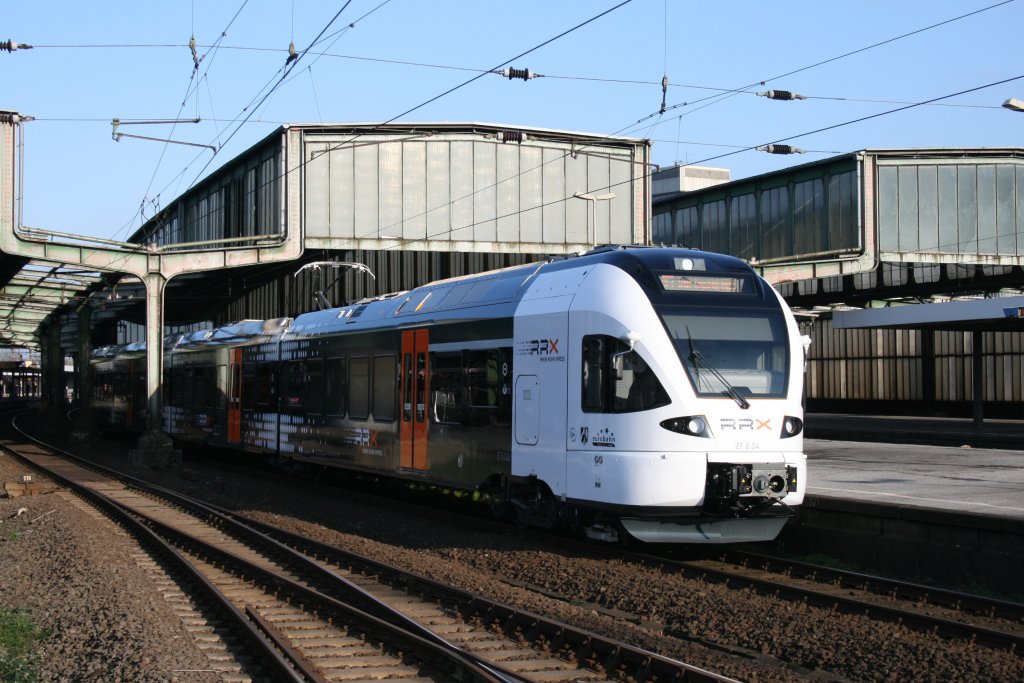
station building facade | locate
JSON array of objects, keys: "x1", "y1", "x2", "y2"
[
  {"x1": 653, "y1": 149, "x2": 1024, "y2": 417},
  {"x1": 103, "y1": 121, "x2": 649, "y2": 338}
]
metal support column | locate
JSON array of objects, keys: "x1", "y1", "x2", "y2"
[
  {"x1": 972, "y1": 329, "x2": 984, "y2": 428},
  {"x1": 144, "y1": 272, "x2": 165, "y2": 430},
  {"x1": 37, "y1": 324, "x2": 48, "y2": 404},
  {"x1": 45, "y1": 318, "x2": 62, "y2": 416},
  {"x1": 71, "y1": 302, "x2": 96, "y2": 440}
]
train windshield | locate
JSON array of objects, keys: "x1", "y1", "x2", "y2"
[{"x1": 659, "y1": 308, "x2": 790, "y2": 399}]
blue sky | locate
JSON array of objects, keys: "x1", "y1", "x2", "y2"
[{"x1": 5, "y1": 0, "x2": 1023, "y2": 241}]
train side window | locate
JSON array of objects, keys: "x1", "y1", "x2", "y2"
[
  {"x1": 114, "y1": 370, "x2": 128, "y2": 401},
  {"x1": 256, "y1": 363, "x2": 273, "y2": 408},
  {"x1": 282, "y1": 360, "x2": 305, "y2": 414},
  {"x1": 179, "y1": 369, "x2": 194, "y2": 407},
  {"x1": 217, "y1": 364, "x2": 228, "y2": 410},
  {"x1": 582, "y1": 334, "x2": 669, "y2": 413},
  {"x1": 372, "y1": 356, "x2": 396, "y2": 421},
  {"x1": 325, "y1": 358, "x2": 346, "y2": 416},
  {"x1": 349, "y1": 357, "x2": 370, "y2": 419},
  {"x1": 196, "y1": 366, "x2": 216, "y2": 409},
  {"x1": 242, "y1": 368, "x2": 256, "y2": 410},
  {"x1": 305, "y1": 359, "x2": 324, "y2": 415},
  {"x1": 582, "y1": 337, "x2": 606, "y2": 411},
  {"x1": 466, "y1": 350, "x2": 499, "y2": 408},
  {"x1": 430, "y1": 352, "x2": 463, "y2": 425},
  {"x1": 465, "y1": 349, "x2": 499, "y2": 427}
]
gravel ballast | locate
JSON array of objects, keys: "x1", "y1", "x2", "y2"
[{"x1": 3, "y1": 412, "x2": 1023, "y2": 682}]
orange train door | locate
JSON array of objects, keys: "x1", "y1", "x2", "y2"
[
  {"x1": 227, "y1": 348, "x2": 242, "y2": 443},
  {"x1": 400, "y1": 329, "x2": 429, "y2": 470}
]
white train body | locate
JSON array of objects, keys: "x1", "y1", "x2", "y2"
[{"x1": 512, "y1": 250, "x2": 806, "y2": 542}]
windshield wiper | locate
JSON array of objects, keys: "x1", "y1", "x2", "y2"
[{"x1": 686, "y1": 327, "x2": 750, "y2": 410}]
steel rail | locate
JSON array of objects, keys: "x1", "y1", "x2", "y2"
[
  {"x1": 4, "y1": 418, "x2": 516, "y2": 683},
  {"x1": 0, "y1": 440, "x2": 306, "y2": 681},
  {"x1": 720, "y1": 548, "x2": 1024, "y2": 622},
  {"x1": 206, "y1": 506, "x2": 736, "y2": 683},
  {"x1": 9, "y1": 412, "x2": 737, "y2": 683},
  {"x1": 614, "y1": 547, "x2": 1024, "y2": 656}
]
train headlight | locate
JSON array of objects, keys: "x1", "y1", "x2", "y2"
[
  {"x1": 660, "y1": 415, "x2": 711, "y2": 438},
  {"x1": 781, "y1": 416, "x2": 803, "y2": 438}
]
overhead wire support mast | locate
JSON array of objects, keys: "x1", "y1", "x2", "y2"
[{"x1": 111, "y1": 117, "x2": 217, "y2": 152}]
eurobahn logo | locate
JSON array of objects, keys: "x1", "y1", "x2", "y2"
[{"x1": 516, "y1": 338, "x2": 565, "y2": 363}]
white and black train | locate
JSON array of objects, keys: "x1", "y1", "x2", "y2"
[{"x1": 92, "y1": 246, "x2": 808, "y2": 543}]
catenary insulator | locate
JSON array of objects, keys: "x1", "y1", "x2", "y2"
[
  {"x1": 756, "y1": 144, "x2": 805, "y2": 155},
  {"x1": 756, "y1": 90, "x2": 806, "y2": 101},
  {"x1": 2, "y1": 39, "x2": 33, "y2": 52},
  {"x1": 501, "y1": 67, "x2": 537, "y2": 81}
]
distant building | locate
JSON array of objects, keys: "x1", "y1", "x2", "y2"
[{"x1": 652, "y1": 164, "x2": 730, "y2": 198}]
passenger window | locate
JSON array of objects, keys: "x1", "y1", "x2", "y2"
[
  {"x1": 242, "y1": 369, "x2": 256, "y2": 410},
  {"x1": 256, "y1": 363, "x2": 274, "y2": 408},
  {"x1": 349, "y1": 357, "x2": 370, "y2": 419},
  {"x1": 325, "y1": 358, "x2": 346, "y2": 416},
  {"x1": 282, "y1": 360, "x2": 305, "y2": 413},
  {"x1": 431, "y1": 352, "x2": 463, "y2": 425},
  {"x1": 466, "y1": 350, "x2": 499, "y2": 408},
  {"x1": 372, "y1": 356, "x2": 396, "y2": 421},
  {"x1": 305, "y1": 359, "x2": 324, "y2": 415},
  {"x1": 581, "y1": 335, "x2": 670, "y2": 413}
]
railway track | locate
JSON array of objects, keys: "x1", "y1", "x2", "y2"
[
  {"x1": 1, "y1": 414, "x2": 734, "y2": 683},
  {"x1": 206, "y1": 444, "x2": 1024, "y2": 660}
]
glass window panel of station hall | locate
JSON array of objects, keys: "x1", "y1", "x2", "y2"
[
  {"x1": 652, "y1": 211, "x2": 672, "y2": 244},
  {"x1": 937, "y1": 166, "x2": 959, "y2": 254},
  {"x1": 793, "y1": 178, "x2": 825, "y2": 254},
  {"x1": 877, "y1": 166, "x2": 899, "y2": 252},
  {"x1": 996, "y1": 164, "x2": 1018, "y2": 254},
  {"x1": 897, "y1": 166, "x2": 920, "y2": 252},
  {"x1": 1018, "y1": 167, "x2": 1024, "y2": 250},
  {"x1": 760, "y1": 186, "x2": 790, "y2": 259},
  {"x1": 976, "y1": 165, "x2": 997, "y2": 254},
  {"x1": 827, "y1": 171, "x2": 857, "y2": 251},
  {"x1": 702, "y1": 200, "x2": 728, "y2": 253},
  {"x1": 729, "y1": 193, "x2": 757, "y2": 260},
  {"x1": 956, "y1": 165, "x2": 979, "y2": 253},
  {"x1": 676, "y1": 206, "x2": 700, "y2": 248},
  {"x1": 918, "y1": 165, "x2": 939, "y2": 252}
]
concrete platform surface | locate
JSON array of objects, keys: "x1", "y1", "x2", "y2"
[{"x1": 806, "y1": 437, "x2": 1024, "y2": 520}]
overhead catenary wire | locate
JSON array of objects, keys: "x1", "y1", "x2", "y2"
[
  {"x1": 358, "y1": 71, "x2": 1024, "y2": 256},
  {"x1": 16, "y1": 0, "x2": 1017, "y2": 265},
  {"x1": 307, "y1": 0, "x2": 636, "y2": 165},
  {"x1": 630, "y1": 0, "x2": 1017, "y2": 127},
  {"x1": 182, "y1": 2, "x2": 356, "y2": 191},
  {"x1": 136, "y1": 0, "x2": 638, "y2": 245},
  {"x1": 100, "y1": 0, "x2": 254, "y2": 256},
  {"x1": 104, "y1": 0, "x2": 639, "y2": 277}
]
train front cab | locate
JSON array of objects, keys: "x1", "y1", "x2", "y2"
[{"x1": 512, "y1": 249, "x2": 807, "y2": 544}]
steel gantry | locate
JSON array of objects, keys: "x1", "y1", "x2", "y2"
[{"x1": 1, "y1": 110, "x2": 304, "y2": 452}]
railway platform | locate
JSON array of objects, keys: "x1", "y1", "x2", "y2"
[
  {"x1": 791, "y1": 414, "x2": 1024, "y2": 592},
  {"x1": 804, "y1": 413, "x2": 1024, "y2": 520}
]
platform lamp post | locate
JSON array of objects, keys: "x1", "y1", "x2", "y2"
[{"x1": 573, "y1": 191, "x2": 615, "y2": 249}]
